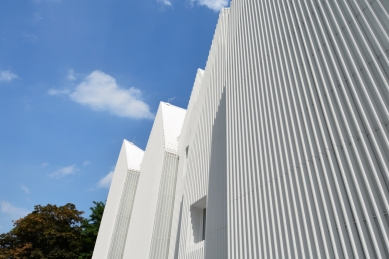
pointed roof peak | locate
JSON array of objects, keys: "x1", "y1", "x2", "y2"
[
  {"x1": 122, "y1": 140, "x2": 144, "y2": 171},
  {"x1": 158, "y1": 102, "x2": 186, "y2": 154}
]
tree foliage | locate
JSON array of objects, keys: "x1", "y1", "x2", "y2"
[
  {"x1": 0, "y1": 202, "x2": 105, "y2": 259},
  {"x1": 78, "y1": 201, "x2": 105, "y2": 259},
  {"x1": 0, "y1": 203, "x2": 84, "y2": 259}
]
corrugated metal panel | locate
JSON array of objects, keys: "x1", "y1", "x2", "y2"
[
  {"x1": 123, "y1": 103, "x2": 185, "y2": 259},
  {"x1": 149, "y1": 152, "x2": 180, "y2": 259},
  {"x1": 107, "y1": 170, "x2": 140, "y2": 259},
  {"x1": 226, "y1": 0, "x2": 389, "y2": 258},
  {"x1": 176, "y1": 8, "x2": 229, "y2": 259},
  {"x1": 92, "y1": 141, "x2": 144, "y2": 259},
  {"x1": 94, "y1": 0, "x2": 389, "y2": 258}
]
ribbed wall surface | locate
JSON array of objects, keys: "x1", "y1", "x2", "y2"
[
  {"x1": 149, "y1": 152, "x2": 180, "y2": 259},
  {"x1": 226, "y1": 0, "x2": 389, "y2": 258},
  {"x1": 205, "y1": 90, "x2": 227, "y2": 259},
  {"x1": 168, "y1": 69, "x2": 205, "y2": 259},
  {"x1": 92, "y1": 141, "x2": 143, "y2": 259},
  {"x1": 94, "y1": 0, "x2": 389, "y2": 258},
  {"x1": 107, "y1": 170, "x2": 140, "y2": 259},
  {"x1": 123, "y1": 103, "x2": 185, "y2": 259},
  {"x1": 176, "y1": 9, "x2": 229, "y2": 259},
  {"x1": 123, "y1": 107, "x2": 167, "y2": 259}
]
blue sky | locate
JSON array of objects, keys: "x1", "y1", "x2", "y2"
[{"x1": 0, "y1": 0, "x2": 228, "y2": 232}]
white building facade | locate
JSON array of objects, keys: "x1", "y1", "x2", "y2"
[{"x1": 94, "y1": 0, "x2": 389, "y2": 258}]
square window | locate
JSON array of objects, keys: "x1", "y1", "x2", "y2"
[{"x1": 190, "y1": 196, "x2": 207, "y2": 244}]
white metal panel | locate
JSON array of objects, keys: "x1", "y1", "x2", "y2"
[
  {"x1": 176, "y1": 8, "x2": 230, "y2": 259},
  {"x1": 123, "y1": 102, "x2": 185, "y2": 259},
  {"x1": 92, "y1": 140, "x2": 144, "y2": 259},
  {"x1": 94, "y1": 0, "x2": 389, "y2": 258},
  {"x1": 161, "y1": 102, "x2": 186, "y2": 154},
  {"x1": 225, "y1": 0, "x2": 389, "y2": 258}
]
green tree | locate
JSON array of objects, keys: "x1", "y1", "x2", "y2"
[
  {"x1": 78, "y1": 201, "x2": 105, "y2": 259},
  {"x1": 0, "y1": 203, "x2": 84, "y2": 259}
]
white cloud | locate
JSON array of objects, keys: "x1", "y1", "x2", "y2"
[
  {"x1": 69, "y1": 70, "x2": 154, "y2": 119},
  {"x1": 67, "y1": 69, "x2": 76, "y2": 81},
  {"x1": 97, "y1": 171, "x2": 114, "y2": 189},
  {"x1": 158, "y1": 0, "x2": 172, "y2": 6},
  {"x1": 33, "y1": 0, "x2": 61, "y2": 3},
  {"x1": 49, "y1": 165, "x2": 78, "y2": 178},
  {"x1": 22, "y1": 33, "x2": 38, "y2": 42},
  {"x1": 47, "y1": 88, "x2": 70, "y2": 95},
  {"x1": 0, "y1": 70, "x2": 18, "y2": 82},
  {"x1": 41, "y1": 162, "x2": 49, "y2": 167},
  {"x1": 0, "y1": 201, "x2": 29, "y2": 219},
  {"x1": 21, "y1": 185, "x2": 30, "y2": 194},
  {"x1": 83, "y1": 160, "x2": 90, "y2": 166},
  {"x1": 33, "y1": 13, "x2": 43, "y2": 21},
  {"x1": 191, "y1": 0, "x2": 228, "y2": 11}
]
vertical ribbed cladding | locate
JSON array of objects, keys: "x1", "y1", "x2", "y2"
[
  {"x1": 107, "y1": 170, "x2": 140, "y2": 259},
  {"x1": 123, "y1": 107, "x2": 166, "y2": 259},
  {"x1": 92, "y1": 140, "x2": 144, "y2": 259},
  {"x1": 205, "y1": 90, "x2": 227, "y2": 259},
  {"x1": 176, "y1": 8, "x2": 229, "y2": 259},
  {"x1": 167, "y1": 70, "x2": 205, "y2": 259},
  {"x1": 149, "y1": 152, "x2": 180, "y2": 259},
  {"x1": 204, "y1": 7, "x2": 229, "y2": 259},
  {"x1": 227, "y1": 0, "x2": 389, "y2": 258},
  {"x1": 123, "y1": 103, "x2": 185, "y2": 259}
]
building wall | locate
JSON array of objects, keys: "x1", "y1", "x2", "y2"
[
  {"x1": 123, "y1": 106, "x2": 167, "y2": 259},
  {"x1": 226, "y1": 0, "x2": 389, "y2": 258},
  {"x1": 176, "y1": 8, "x2": 229, "y2": 259},
  {"x1": 107, "y1": 169, "x2": 140, "y2": 259},
  {"x1": 94, "y1": 0, "x2": 389, "y2": 258},
  {"x1": 123, "y1": 103, "x2": 185, "y2": 259},
  {"x1": 149, "y1": 152, "x2": 180, "y2": 259},
  {"x1": 92, "y1": 141, "x2": 143, "y2": 259},
  {"x1": 205, "y1": 90, "x2": 227, "y2": 259},
  {"x1": 168, "y1": 69, "x2": 205, "y2": 259}
]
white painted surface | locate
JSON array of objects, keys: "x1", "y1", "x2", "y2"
[
  {"x1": 123, "y1": 102, "x2": 185, "y2": 259},
  {"x1": 92, "y1": 140, "x2": 144, "y2": 259},
  {"x1": 94, "y1": 0, "x2": 389, "y2": 258},
  {"x1": 226, "y1": 0, "x2": 389, "y2": 258}
]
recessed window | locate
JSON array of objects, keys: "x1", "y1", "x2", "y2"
[
  {"x1": 190, "y1": 196, "x2": 207, "y2": 244},
  {"x1": 202, "y1": 208, "x2": 206, "y2": 241}
]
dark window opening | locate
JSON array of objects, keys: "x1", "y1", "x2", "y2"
[{"x1": 202, "y1": 208, "x2": 206, "y2": 241}]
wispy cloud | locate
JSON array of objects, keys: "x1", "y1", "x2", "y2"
[
  {"x1": 47, "y1": 88, "x2": 70, "y2": 95},
  {"x1": 96, "y1": 171, "x2": 114, "y2": 189},
  {"x1": 0, "y1": 70, "x2": 18, "y2": 82},
  {"x1": 22, "y1": 33, "x2": 38, "y2": 42},
  {"x1": 41, "y1": 162, "x2": 49, "y2": 168},
  {"x1": 33, "y1": 13, "x2": 43, "y2": 21},
  {"x1": 49, "y1": 165, "x2": 78, "y2": 178},
  {"x1": 0, "y1": 201, "x2": 29, "y2": 220},
  {"x1": 67, "y1": 69, "x2": 77, "y2": 81},
  {"x1": 33, "y1": 0, "x2": 61, "y2": 3},
  {"x1": 69, "y1": 70, "x2": 154, "y2": 119},
  {"x1": 83, "y1": 160, "x2": 90, "y2": 166},
  {"x1": 191, "y1": 0, "x2": 228, "y2": 11},
  {"x1": 21, "y1": 185, "x2": 30, "y2": 194},
  {"x1": 158, "y1": 0, "x2": 172, "y2": 6}
]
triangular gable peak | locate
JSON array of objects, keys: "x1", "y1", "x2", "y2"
[
  {"x1": 160, "y1": 102, "x2": 186, "y2": 154},
  {"x1": 123, "y1": 139, "x2": 144, "y2": 171}
]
